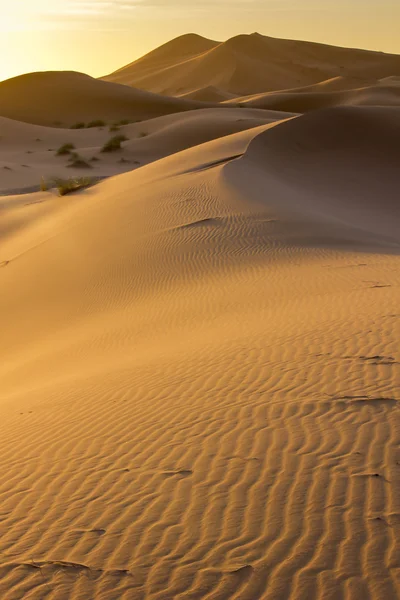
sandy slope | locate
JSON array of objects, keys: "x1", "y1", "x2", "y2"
[
  {"x1": 178, "y1": 86, "x2": 237, "y2": 103},
  {"x1": 226, "y1": 79, "x2": 400, "y2": 112},
  {"x1": 0, "y1": 71, "x2": 214, "y2": 127},
  {"x1": 106, "y1": 33, "x2": 218, "y2": 88},
  {"x1": 0, "y1": 106, "x2": 399, "y2": 599},
  {"x1": 104, "y1": 32, "x2": 400, "y2": 99},
  {"x1": 0, "y1": 108, "x2": 289, "y2": 194}
]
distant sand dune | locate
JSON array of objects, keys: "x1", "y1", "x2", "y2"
[
  {"x1": 178, "y1": 85, "x2": 237, "y2": 103},
  {"x1": 104, "y1": 32, "x2": 400, "y2": 99},
  {"x1": 0, "y1": 71, "x2": 215, "y2": 127},
  {"x1": 225, "y1": 80, "x2": 400, "y2": 112}
]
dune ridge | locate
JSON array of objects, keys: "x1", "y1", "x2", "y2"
[
  {"x1": 224, "y1": 79, "x2": 400, "y2": 112},
  {"x1": 0, "y1": 108, "x2": 290, "y2": 195},
  {"x1": 104, "y1": 32, "x2": 400, "y2": 100}
]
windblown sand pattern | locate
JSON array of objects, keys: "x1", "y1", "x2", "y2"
[{"x1": 0, "y1": 71, "x2": 399, "y2": 600}]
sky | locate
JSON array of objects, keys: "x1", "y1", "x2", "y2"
[{"x1": 0, "y1": 0, "x2": 399, "y2": 82}]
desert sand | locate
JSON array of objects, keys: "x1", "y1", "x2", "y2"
[
  {"x1": 0, "y1": 34, "x2": 400, "y2": 600},
  {"x1": 0, "y1": 71, "x2": 216, "y2": 127},
  {"x1": 104, "y1": 33, "x2": 400, "y2": 100},
  {"x1": 0, "y1": 108, "x2": 290, "y2": 194}
]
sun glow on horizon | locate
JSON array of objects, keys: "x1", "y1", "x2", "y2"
[{"x1": 1, "y1": 0, "x2": 399, "y2": 82}]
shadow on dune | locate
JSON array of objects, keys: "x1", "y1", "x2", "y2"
[{"x1": 223, "y1": 106, "x2": 400, "y2": 250}]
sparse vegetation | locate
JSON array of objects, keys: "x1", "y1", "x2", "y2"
[
  {"x1": 117, "y1": 119, "x2": 134, "y2": 126},
  {"x1": 101, "y1": 134, "x2": 128, "y2": 153},
  {"x1": 56, "y1": 143, "x2": 75, "y2": 156},
  {"x1": 91, "y1": 156, "x2": 100, "y2": 162},
  {"x1": 87, "y1": 120, "x2": 106, "y2": 128},
  {"x1": 138, "y1": 132, "x2": 147, "y2": 138},
  {"x1": 53, "y1": 177, "x2": 94, "y2": 196},
  {"x1": 40, "y1": 177, "x2": 48, "y2": 191},
  {"x1": 70, "y1": 122, "x2": 85, "y2": 129},
  {"x1": 67, "y1": 152, "x2": 92, "y2": 169},
  {"x1": 109, "y1": 124, "x2": 120, "y2": 132}
]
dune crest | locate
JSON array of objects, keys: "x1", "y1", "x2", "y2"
[
  {"x1": 104, "y1": 32, "x2": 400, "y2": 99},
  {"x1": 225, "y1": 106, "x2": 400, "y2": 242},
  {"x1": 0, "y1": 108, "x2": 290, "y2": 195}
]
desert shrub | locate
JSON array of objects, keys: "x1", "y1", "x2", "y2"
[
  {"x1": 87, "y1": 120, "x2": 106, "y2": 128},
  {"x1": 56, "y1": 143, "x2": 75, "y2": 156},
  {"x1": 138, "y1": 132, "x2": 147, "y2": 138},
  {"x1": 101, "y1": 134, "x2": 128, "y2": 153},
  {"x1": 109, "y1": 124, "x2": 120, "y2": 132},
  {"x1": 70, "y1": 122, "x2": 85, "y2": 129},
  {"x1": 53, "y1": 177, "x2": 94, "y2": 196},
  {"x1": 40, "y1": 177, "x2": 48, "y2": 191},
  {"x1": 67, "y1": 152, "x2": 92, "y2": 169}
]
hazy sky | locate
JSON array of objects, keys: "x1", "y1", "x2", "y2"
[{"x1": 1, "y1": 0, "x2": 399, "y2": 81}]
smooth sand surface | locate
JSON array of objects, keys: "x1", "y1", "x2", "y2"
[
  {"x1": 225, "y1": 79, "x2": 400, "y2": 112},
  {"x1": 0, "y1": 102, "x2": 399, "y2": 599},
  {"x1": 0, "y1": 71, "x2": 215, "y2": 127},
  {"x1": 104, "y1": 32, "x2": 400, "y2": 100}
]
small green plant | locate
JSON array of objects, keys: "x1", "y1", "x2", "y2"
[
  {"x1": 56, "y1": 143, "x2": 75, "y2": 156},
  {"x1": 53, "y1": 177, "x2": 94, "y2": 196},
  {"x1": 70, "y1": 122, "x2": 85, "y2": 129},
  {"x1": 67, "y1": 152, "x2": 92, "y2": 169},
  {"x1": 87, "y1": 119, "x2": 106, "y2": 128},
  {"x1": 101, "y1": 134, "x2": 128, "y2": 153}
]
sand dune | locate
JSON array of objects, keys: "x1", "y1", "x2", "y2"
[
  {"x1": 104, "y1": 32, "x2": 400, "y2": 99},
  {"x1": 225, "y1": 106, "x2": 400, "y2": 242},
  {"x1": 107, "y1": 33, "x2": 218, "y2": 90},
  {"x1": 226, "y1": 79, "x2": 400, "y2": 112},
  {"x1": 0, "y1": 71, "x2": 214, "y2": 127},
  {"x1": 1, "y1": 104, "x2": 399, "y2": 599},
  {"x1": 0, "y1": 108, "x2": 289, "y2": 194},
  {"x1": 178, "y1": 85, "x2": 237, "y2": 103}
]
